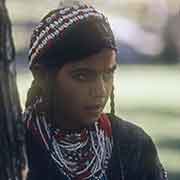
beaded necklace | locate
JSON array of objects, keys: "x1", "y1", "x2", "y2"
[{"x1": 25, "y1": 97, "x2": 113, "y2": 179}]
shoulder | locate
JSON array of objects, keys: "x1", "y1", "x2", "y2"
[
  {"x1": 106, "y1": 113, "x2": 158, "y2": 161},
  {"x1": 107, "y1": 113, "x2": 152, "y2": 144},
  {"x1": 106, "y1": 114, "x2": 167, "y2": 180}
]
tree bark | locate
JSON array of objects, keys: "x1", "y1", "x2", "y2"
[{"x1": 0, "y1": 0, "x2": 25, "y2": 179}]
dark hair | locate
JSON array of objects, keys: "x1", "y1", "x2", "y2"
[
  {"x1": 25, "y1": 71, "x2": 57, "y2": 126},
  {"x1": 110, "y1": 85, "x2": 115, "y2": 115}
]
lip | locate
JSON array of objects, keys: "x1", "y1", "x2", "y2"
[{"x1": 84, "y1": 104, "x2": 104, "y2": 113}]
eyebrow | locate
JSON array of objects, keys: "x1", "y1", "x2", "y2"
[{"x1": 71, "y1": 64, "x2": 117, "y2": 74}]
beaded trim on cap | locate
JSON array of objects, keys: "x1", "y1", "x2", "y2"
[{"x1": 29, "y1": 3, "x2": 108, "y2": 67}]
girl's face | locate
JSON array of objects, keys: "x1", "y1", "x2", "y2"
[{"x1": 54, "y1": 49, "x2": 117, "y2": 130}]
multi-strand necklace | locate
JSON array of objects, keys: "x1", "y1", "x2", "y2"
[{"x1": 25, "y1": 97, "x2": 113, "y2": 179}]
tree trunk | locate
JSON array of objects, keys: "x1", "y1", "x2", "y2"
[{"x1": 0, "y1": 0, "x2": 25, "y2": 179}]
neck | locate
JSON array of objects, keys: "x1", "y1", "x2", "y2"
[{"x1": 52, "y1": 112, "x2": 89, "y2": 131}]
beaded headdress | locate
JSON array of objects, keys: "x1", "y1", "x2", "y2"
[{"x1": 29, "y1": 0, "x2": 116, "y2": 70}]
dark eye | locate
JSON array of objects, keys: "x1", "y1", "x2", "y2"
[
  {"x1": 73, "y1": 72, "x2": 97, "y2": 82},
  {"x1": 74, "y1": 73, "x2": 87, "y2": 81}
]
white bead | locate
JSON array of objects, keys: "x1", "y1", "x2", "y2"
[
  {"x1": 46, "y1": 17, "x2": 52, "y2": 23},
  {"x1": 54, "y1": 21, "x2": 59, "y2": 26},
  {"x1": 58, "y1": 18, "x2": 63, "y2": 24},
  {"x1": 59, "y1": 9, "x2": 65, "y2": 15},
  {"x1": 50, "y1": 23, "x2": 55, "y2": 28}
]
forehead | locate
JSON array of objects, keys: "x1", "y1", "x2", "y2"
[{"x1": 69, "y1": 49, "x2": 117, "y2": 71}]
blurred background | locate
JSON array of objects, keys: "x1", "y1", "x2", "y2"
[{"x1": 7, "y1": 0, "x2": 179, "y2": 179}]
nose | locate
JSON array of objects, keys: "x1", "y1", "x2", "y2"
[{"x1": 89, "y1": 76, "x2": 106, "y2": 99}]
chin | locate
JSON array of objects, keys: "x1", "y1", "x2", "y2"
[{"x1": 82, "y1": 113, "x2": 101, "y2": 127}]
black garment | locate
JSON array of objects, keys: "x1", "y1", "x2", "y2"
[{"x1": 26, "y1": 114, "x2": 167, "y2": 180}]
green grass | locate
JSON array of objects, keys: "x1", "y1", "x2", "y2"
[{"x1": 17, "y1": 65, "x2": 180, "y2": 179}]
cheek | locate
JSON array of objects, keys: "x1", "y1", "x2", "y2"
[
  {"x1": 56, "y1": 81, "x2": 88, "y2": 109},
  {"x1": 55, "y1": 84, "x2": 90, "y2": 123}
]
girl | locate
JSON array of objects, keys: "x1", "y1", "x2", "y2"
[{"x1": 24, "y1": 1, "x2": 168, "y2": 180}]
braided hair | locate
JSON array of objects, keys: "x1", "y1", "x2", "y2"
[{"x1": 110, "y1": 85, "x2": 115, "y2": 115}]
